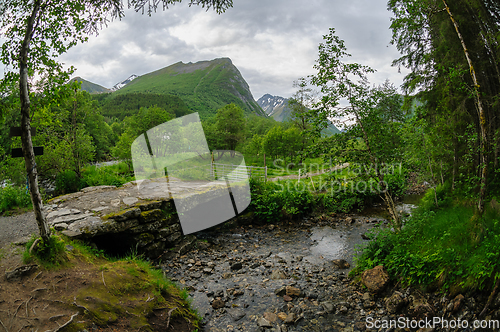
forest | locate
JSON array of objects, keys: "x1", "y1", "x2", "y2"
[{"x1": 1, "y1": 0, "x2": 500, "y2": 321}]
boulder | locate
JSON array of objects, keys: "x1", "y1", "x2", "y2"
[
  {"x1": 362, "y1": 265, "x2": 390, "y2": 293},
  {"x1": 385, "y1": 291, "x2": 407, "y2": 314}
]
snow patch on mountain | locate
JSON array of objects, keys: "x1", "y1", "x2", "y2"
[{"x1": 111, "y1": 75, "x2": 138, "y2": 91}]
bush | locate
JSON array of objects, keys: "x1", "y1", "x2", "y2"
[
  {"x1": 54, "y1": 170, "x2": 81, "y2": 195},
  {"x1": 249, "y1": 179, "x2": 313, "y2": 223},
  {"x1": 0, "y1": 184, "x2": 32, "y2": 213}
]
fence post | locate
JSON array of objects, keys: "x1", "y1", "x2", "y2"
[{"x1": 265, "y1": 166, "x2": 267, "y2": 182}]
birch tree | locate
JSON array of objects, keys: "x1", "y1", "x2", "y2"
[{"x1": 0, "y1": 0, "x2": 232, "y2": 243}]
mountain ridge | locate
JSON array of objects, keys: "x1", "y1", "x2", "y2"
[{"x1": 113, "y1": 58, "x2": 265, "y2": 117}]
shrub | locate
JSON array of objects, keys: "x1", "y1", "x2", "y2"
[
  {"x1": 55, "y1": 170, "x2": 82, "y2": 195},
  {"x1": 0, "y1": 184, "x2": 32, "y2": 213},
  {"x1": 249, "y1": 179, "x2": 313, "y2": 223}
]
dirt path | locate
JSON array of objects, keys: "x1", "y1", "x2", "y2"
[{"x1": 0, "y1": 211, "x2": 38, "y2": 249}]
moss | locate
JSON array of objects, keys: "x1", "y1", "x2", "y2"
[
  {"x1": 102, "y1": 207, "x2": 140, "y2": 221},
  {"x1": 72, "y1": 260, "x2": 199, "y2": 330},
  {"x1": 140, "y1": 209, "x2": 164, "y2": 223}
]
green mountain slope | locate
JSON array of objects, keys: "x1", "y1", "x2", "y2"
[
  {"x1": 71, "y1": 77, "x2": 110, "y2": 94},
  {"x1": 113, "y1": 58, "x2": 265, "y2": 118}
]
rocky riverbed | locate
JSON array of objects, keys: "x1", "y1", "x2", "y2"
[
  {"x1": 162, "y1": 214, "x2": 379, "y2": 332},
  {"x1": 161, "y1": 212, "x2": 500, "y2": 332}
]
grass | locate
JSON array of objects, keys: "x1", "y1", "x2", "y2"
[{"x1": 351, "y1": 190, "x2": 500, "y2": 295}]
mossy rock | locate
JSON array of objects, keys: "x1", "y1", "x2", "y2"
[
  {"x1": 139, "y1": 209, "x2": 164, "y2": 224},
  {"x1": 136, "y1": 200, "x2": 164, "y2": 211},
  {"x1": 135, "y1": 233, "x2": 155, "y2": 247},
  {"x1": 103, "y1": 207, "x2": 141, "y2": 222}
]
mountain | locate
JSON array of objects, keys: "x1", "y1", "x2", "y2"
[
  {"x1": 113, "y1": 58, "x2": 265, "y2": 118},
  {"x1": 257, "y1": 94, "x2": 340, "y2": 135},
  {"x1": 257, "y1": 94, "x2": 292, "y2": 122},
  {"x1": 111, "y1": 75, "x2": 138, "y2": 91},
  {"x1": 71, "y1": 77, "x2": 110, "y2": 94}
]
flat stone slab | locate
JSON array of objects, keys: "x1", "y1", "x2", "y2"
[
  {"x1": 123, "y1": 197, "x2": 139, "y2": 206},
  {"x1": 50, "y1": 213, "x2": 88, "y2": 225}
]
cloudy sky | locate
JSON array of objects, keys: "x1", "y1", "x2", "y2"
[{"x1": 31, "y1": 0, "x2": 408, "y2": 100}]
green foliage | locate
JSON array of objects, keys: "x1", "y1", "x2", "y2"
[
  {"x1": 0, "y1": 184, "x2": 32, "y2": 213},
  {"x1": 55, "y1": 170, "x2": 81, "y2": 195},
  {"x1": 112, "y1": 105, "x2": 174, "y2": 163},
  {"x1": 80, "y1": 163, "x2": 134, "y2": 188},
  {"x1": 96, "y1": 92, "x2": 191, "y2": 121},
  {"x1": 263, "y1": 125, "x2": 302, "y2": 165},
  {"x1": 352, "y1": 198, "x2": 500, "y2": 292},
  {"x1": 249, "y1": 179, "x2": 313, "y2": 223},
  {"x1": 54, "y1": 163, "x2": 134, "y2": 195},
  {"x1": 215, "y1": 103, "x2": 246, "y2": 151}
]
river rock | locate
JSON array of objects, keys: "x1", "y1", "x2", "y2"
[
  {"x1": 230, "y1": 262, "x2": 243, "y2": 271},
  {"x1": 263, "y1": 312, "x2": 278, "y2": 323},
  {"x1": 211, "y1": 298, "x2": 225, "y2": 309},
  {"x1": 257, "y1": 317, "x2": 272, "y2": 328},
  {"x1": 284, "y1": 313, "x2": 296, "y2": 324},
  {"x1": 362, "y1": 265, "x2": 390, "y2": 293},
  {"x1": 275, "y1": 286, "x2": 287, "y2": 296},
  {"x1": 385, "y1": 291, "x2": 407, "y2": 314},
  {"x1": 286, "y1": 285, "x2": 303, "y2": 297},
  {"x1": 332, "y1": 259, "x2": 350, "y2": 269},
  {"x1": 277, "y1": 312, "x2": 287, "y2": 321},
  {"x1": 228, "y1": 308, "x2": 246, "y2": 321},
  {"x1": 321, "y1": 301, "x2": 335, "y2": 313},
  {"x1": 452, "y1": 294, "x2": 465, "y2": 312},
  {"x1": 271, "y1": 269, "x2": 286, "y2": 279}
]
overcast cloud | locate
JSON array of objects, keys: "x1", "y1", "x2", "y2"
[{"x1": 9, "y1": 0, "x2": 409, "y2": 100}]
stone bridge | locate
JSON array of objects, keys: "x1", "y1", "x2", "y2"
[{"x1": 45, "y1": 178, "x2": 249, "y2": 259}]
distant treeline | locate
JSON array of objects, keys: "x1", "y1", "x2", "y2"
[{"x1": 93, "y1": 92, "x2": 192, "y2": 121}]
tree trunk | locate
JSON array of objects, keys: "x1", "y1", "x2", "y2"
[
  {"x1": 19, "y1": 0, "x2": 50, "y2": 242},
  {"x1": 443, "y1": 0, "x2": 489, "y2": 214}
]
